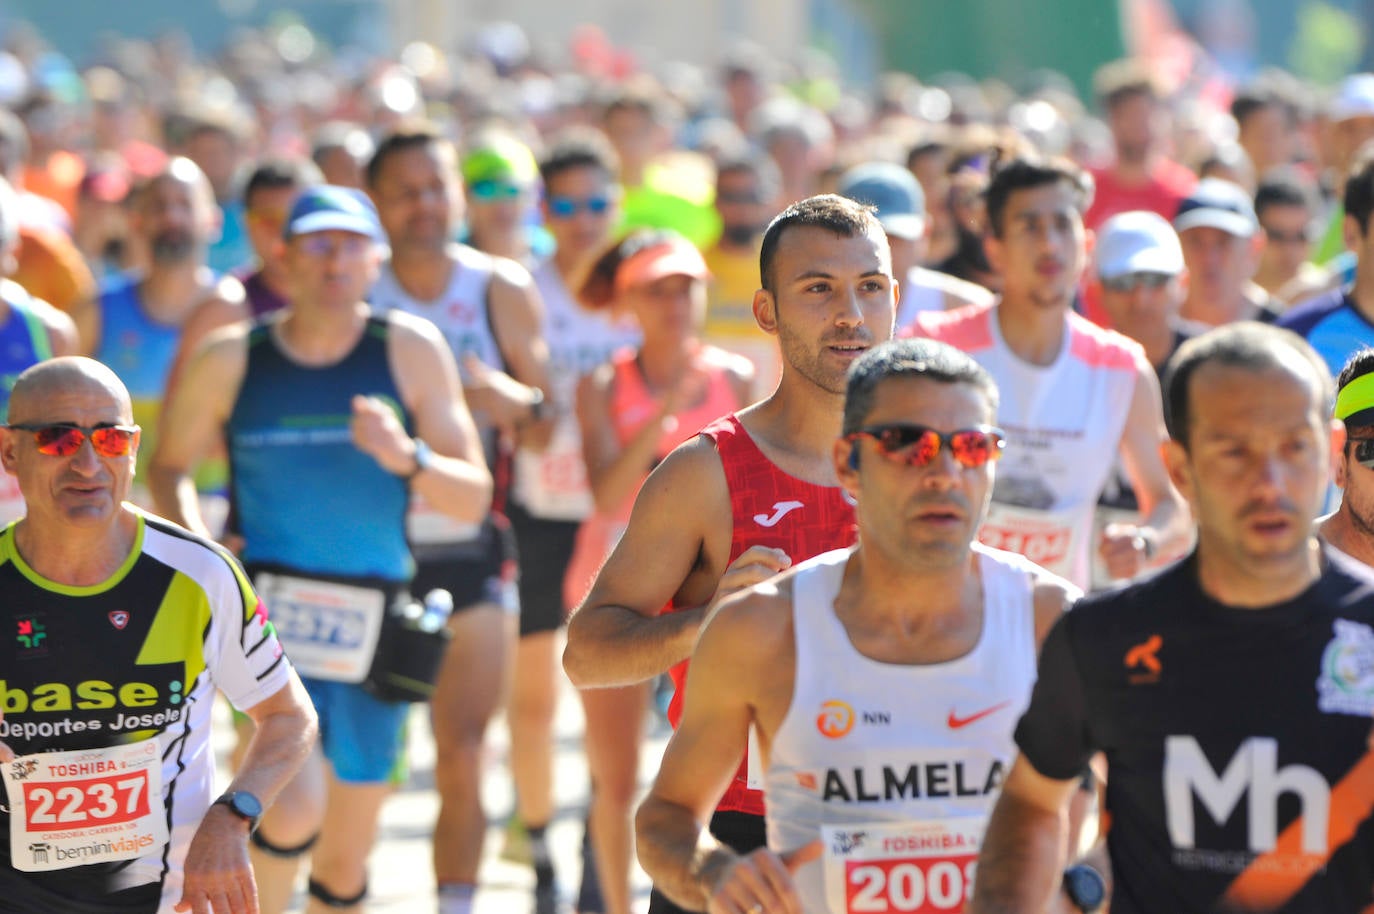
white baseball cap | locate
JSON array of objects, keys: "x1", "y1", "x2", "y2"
[
  {"x1": 1331, "y1": 73, "x2": 1374, "y2": 122},
  {"x1": 1095, "y1": 211, "x2": 1184, "y2": 280}
]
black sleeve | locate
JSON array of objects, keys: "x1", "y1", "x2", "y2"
[{"x1": 1014, "y1": 611, "x2": 1096, "y2": 781}]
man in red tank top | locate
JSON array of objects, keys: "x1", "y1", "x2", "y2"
[{"x1": 563, "y1": 194, "x2": 897, "y2": 913}]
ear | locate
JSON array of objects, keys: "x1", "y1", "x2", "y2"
[
  {"x1": 1332, "y1": 419, "x2": 1349, "y2": 489},
  {"x1": 1344, "y1": 214, "x2": 1364, "y2": 254},
  {"x1": 1162, "y1": 438, "x2": 1194, "y2": 509},
  {"x1": 753, "y1": 288, "x2": 779, "y2": 336},
  {"x1": 0, "y1": 428, "x2": 18, "y2": 477},
  {"x1": 983, "y1": 233, "x2": 1004, "y2": 278},
  {"x1": 835, "y1": 435, "x2": 860, "y2": 495}
]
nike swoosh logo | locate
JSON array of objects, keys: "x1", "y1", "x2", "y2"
[
  {"x1": 754, "y1": 500, "x2": 805, "y2": 527},
  {"x1": 947, "y1": 700, "x2": 1012, "y2": 729}
]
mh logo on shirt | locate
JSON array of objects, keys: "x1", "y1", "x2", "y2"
[{"x1": 1164, "y1": 735, "x2": 1330, "y2": 853}]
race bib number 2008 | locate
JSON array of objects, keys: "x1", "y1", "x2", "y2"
[
  {"x1": 3, "y1": 739, "x2": 167, "y2": 872},
  {"x1": 821, "y1": 818, "x2": 983, "y2": 914}
]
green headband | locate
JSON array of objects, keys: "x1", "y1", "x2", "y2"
[{"x1": 1336, "y1": 372, "x2": 1374, "y2": 421}]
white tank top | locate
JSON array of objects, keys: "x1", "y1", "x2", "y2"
[
  {"x1": 764, "y1": 544, "x2": 1044, "y2": 914},
  {"x1": 916, "y1": 304, "x2": 1142, "y2": 588},
  {"x1": 370, "y1": 244, "x2": 500, "y2": 546},
  {"x1": 510, "y1": 260, "x2": 642, "y2": 520}
]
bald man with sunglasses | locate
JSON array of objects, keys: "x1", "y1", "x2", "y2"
[
  {"x1": 0, "y1": 356, "x2": 316, "y2": 914},
  {"x1": 636, "y1": 339, "x2": 1080, "y2": 914}
]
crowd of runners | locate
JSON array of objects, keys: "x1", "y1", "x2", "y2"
[{"x1": 5, "y1": 14, "x2": 1374, "y2": 914}]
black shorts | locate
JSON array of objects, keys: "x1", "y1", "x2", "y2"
[
  {"x1": 411, "y1": 513, "x2": 519, "y2": 615},
  {"x1": 506, "y1": 499, "x2": 580, "y2": 638},
  {"x1": 646, "y1": 811, "x2": 767, "y2": 914}
]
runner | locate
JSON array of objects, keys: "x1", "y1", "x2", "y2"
[
  {"x1": 1320, "y1": 348, "x2": 1374, "y2": 565},
  {"x1": 0, "y1": 356, "x2": 316, "y2": 914},
  {"x1": 72, "y1": 156, "x2": 243, "y2": 526},
  {"x1": 912, "y1": 154, "x2": 1189, "y2": 590},
  {"x1": 506, "y1": 129, "x2": 640, "y2": 913},
  {"x1": 1174, "y1": 178, "x2": 1281, "y2": 326},
  {"x1": 563, "y1": 194, "x2": 896, "y2": 914},
  {"x1": 363, "y1": 123, "x2": 552, "y2": 914},
  {"x1": 564, "y1": 229, "x2": 752, "y2": 914},
  {"x1": 149, "y1": 185, "x2": 491, "y2": 914},
  {"x1": 973, "y1": 322, "x2": 1374, "y2": 914},
  {"x1": 636, "y1": 337, "x2": 1078, "y2": 914}
]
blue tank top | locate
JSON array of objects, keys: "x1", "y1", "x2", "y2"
[
  {"x1": 228, "y1": 315, "x2": 414, "y2": 581},
  {"x1": 0, "y1": 281, "x2": 53, "y2": 422}
]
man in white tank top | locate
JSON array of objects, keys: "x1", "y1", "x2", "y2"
[
  {"x1": 912, "y1": 155, "x2": 1190, "y2": 591},
  {"x1": 636, "y1": 338, "x2": 1083, "y2": 914}
]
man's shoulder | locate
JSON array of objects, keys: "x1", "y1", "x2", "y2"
[
  {"x1": 1275, "y1": 287, "x2": 1351, "y2": 336},
  {"x1": 1066, "y1": 311, "x2": 1148, "y2": 372},
  {"x1": 909, "y1": 299, "x2": 996, "y2": 349},
  {"x1": 1061, "y1": 559, "x2": 1190, "y2": 638}
]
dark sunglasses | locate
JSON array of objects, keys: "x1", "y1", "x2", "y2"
[
  {"x1": 6, "y1": 423, "x2": 141, "y2": 457},
  {"x1": 547, "y1": 194, "x2": 612, "y2": 219},
  {"x1": 1351, "y1": 437, "x2": 1374, "y2": 469},
  {"x1": 847, "y1": 423, "x2": 1005, "y2": 469},
  {"x1": 1101, "y1": 272, "x2": 1173, "y2": 293}
]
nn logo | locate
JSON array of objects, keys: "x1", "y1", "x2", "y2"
[{"x1": 1164, "y1": 735, "x2": 1330, "y2": 854}]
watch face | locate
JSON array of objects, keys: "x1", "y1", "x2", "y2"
[
  {"x1": 230, "y1": 792, "x2": 263, "y2": 820},
  {"x1": 1066, "y1": 866, "x2": 1105, "y2": 910}
]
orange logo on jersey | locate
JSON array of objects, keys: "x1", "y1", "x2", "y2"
[
  {"x1": 816, "y1": 700, "x2": 855, "y2": 739},
  {"x1": 1125, "y1": 634, "x2": 1163, "y2": 684}
]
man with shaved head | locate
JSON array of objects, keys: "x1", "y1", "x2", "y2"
[{"x1": 0, "y1": 356, "x2": 316, "y2": 913}]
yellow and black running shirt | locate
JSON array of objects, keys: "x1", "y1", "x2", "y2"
[{"x1": 0, "y1": 510, "x2": 291, "y2": 913}]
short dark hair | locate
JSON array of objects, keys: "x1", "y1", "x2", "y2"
[
  {"x1": 1231, "y1": 77, "x2": 1298, "y2": 130},
  {"x1": 844, "y1": 338, "x2": 999, "y2": 436},
  {"x1": 1162, "y1": 323, "x2": 1333, "y2": 448},
  {"x1": 1345, "y1": 153, "x2": 1374, "y2": 235},
  {"x1": 1254, "y1": 168, "x2": 1316, "y2": 220},
  {"x1": 984, "y1": 154, "x2": 1093, "y2": 238},
  {"x1": 243, "y1": 157, "x2": 323, "y2": 209},
  {"x1": 366, "y1": 122, "x2": 451, "y2": 189},
  {"x1": 758, "y1": 194, "x2": 883, "y2": 295},
  {"x1": 1336, "y1": 348, "x2": 1374, "y2": 432},
  {"x1": 538, "y1": 128, "x2": 619, "y2": 186}
]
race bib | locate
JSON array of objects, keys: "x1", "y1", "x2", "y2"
[
  {"x1": 977, "y1": 502, "x2": 1086, "y2": 585},
  {"x1": 254, "y1": 573, "x2": 386, "y2": 682},
  {"x1": 512, "y1": 419, "x2": 593, "y2": 521},
  {"x1": 746, "y1": 726, "x2": 763, "y2": 790},
  {"x1": 3, "y1": 739, "x2": 167, "y2": 872},
  {"x1": 407, "y1": 492, "x2": 482, "y2": 546},
  {"x1": 822, "y1": 818, "x2": 983, "y2": 914}
]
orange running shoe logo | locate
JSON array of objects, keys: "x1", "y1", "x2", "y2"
[{"x1": 1125, "y1": 634, "x2": 1163, "y2": 683}]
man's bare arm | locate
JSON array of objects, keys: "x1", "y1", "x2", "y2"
[
  {"x1": 969, "y1": 756, "x2": 1080, "y2": 914},
  {"x1": 1103, "y1": 358, "x2": 1191, "y2": 578},
  {"x1": 485, "y1": 260, "x2": 555, "y2": 450},
  {"x1": 177, "y1": 674, "x2": 317, "y2": 914},
  {"x1": 636, "y1": 586, "x2": 801, "y2": 914},
  {"x1": 147, "y1": 329, "x2": 248, "y2": 536}
]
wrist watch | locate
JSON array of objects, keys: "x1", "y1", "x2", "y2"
[
  {"x1": 212, "y1": 790, "x2": 263, "y2": 830},
  {"x1": 403, "y1": 438, "x2": 434, "y2": 481},
  {"x1": 1063, "y1": 863, "x2": 1106, "y2": 912}
]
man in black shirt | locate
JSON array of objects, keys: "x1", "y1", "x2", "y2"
[{"x1": 972, "y1": 322, "x2": 1374, "y2": 914}]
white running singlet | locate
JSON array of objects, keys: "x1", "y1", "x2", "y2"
[
  {"x1": 370, "y1": 244, "x2": 501, "y2": 545},
  {"x1": 764, "y1": 545, "x2": 1061, "y2": 914},
  {"x1": 916, "y1": 303, "x2": 1143, "y2": 588},
  {"x1": 510, "y1": 260, "x2": 641, "y2": 521}
]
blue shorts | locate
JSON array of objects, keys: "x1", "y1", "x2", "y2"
[{"x1": 301, "y1": 676, "x2": 409, "y2": 783}]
